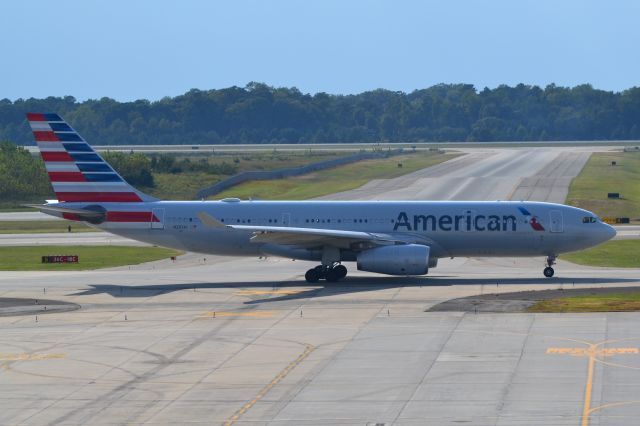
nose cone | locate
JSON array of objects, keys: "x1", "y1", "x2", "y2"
[{"x1": 600, "y1": 223, "x2": 617, "y2": 243}]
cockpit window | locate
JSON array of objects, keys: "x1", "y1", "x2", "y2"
[{"x1": 582, "y1": 216, "x2": 597, "y2": 223}]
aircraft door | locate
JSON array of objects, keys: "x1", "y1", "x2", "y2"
[
  {"x1": 549, "y1": 210, "x2": 563, "y2": 233},
  {"x1": 151, "y1": 208, "x2": 165, "y2": 230},
  {"x1": 281, "y1": 213, "x2": 291, "y2": 226}
]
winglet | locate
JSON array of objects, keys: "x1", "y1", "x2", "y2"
[{"x1": 197, "y1": 212, "x2": 229, "y2": 229}]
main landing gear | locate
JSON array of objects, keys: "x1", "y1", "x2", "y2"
[
  {"x1": 543, "y1": 255, "x2": 556, "y2": 278},
  {"x1": 305, "y1": 263, "x2": 348, "y2": 283}
]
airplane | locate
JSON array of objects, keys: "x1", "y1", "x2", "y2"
[{"x1": 26, "y1": 113, "x2": 616, "y2": 282}]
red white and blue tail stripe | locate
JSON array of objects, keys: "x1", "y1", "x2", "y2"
[{"x1": 27, "y1": 113, "x2": 156, "y2": 203}]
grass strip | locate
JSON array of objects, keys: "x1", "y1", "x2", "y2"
[
  {"x1": 527, "y1": 292, "x2": 640, "y2": 313},
  {"x1": 0, "y1": 246, "x2": 183, "y2": 271},
  {"x1": 214, "y1": 152, "x2": 458, "y2": 200},
  {"x1": 567, "y1": 151, "x2": 640, "y2": 222},
  {"x1": 562, "y1": 240, "x2": 640, "y2": 268}
]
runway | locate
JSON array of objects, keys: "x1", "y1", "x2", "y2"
[
  {"x1": 320, "y1": 146, "x2": 592, "y2": 202},
  {"x1": 1, "y1": 146, "x2": 639, "y2": 425}
]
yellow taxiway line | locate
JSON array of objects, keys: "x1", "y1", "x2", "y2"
[
  {"x1": 198, "y1": 310, "x2": 274, "y2": 319},
  {"x1": 547, "y1": 343, "x2": 640, "y2": 426},
  {"x1": 0, "y1": 353, "x2": 65, "y2": 361},
  {"x1": 224, "y1": 343, "x2": 315, "y2": 426}
]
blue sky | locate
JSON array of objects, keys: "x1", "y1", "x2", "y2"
[{"x1": 1, "y1": 0, "x2": 639, "y2": 101}]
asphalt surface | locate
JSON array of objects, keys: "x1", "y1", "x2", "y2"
[
  {"x1": 319, "y1": 147, "x2": 591, "y2": 202},
  {"x1": 0, "y1": 298, "x2": 79, "y2": 316},
  {"x1": 0, "y1": 232, "x2": 147, "y2": 247},
  {"x1": 1, "y1": 146, "x2": 640, "y2": 426},
  {"x1": 1, "y1": 256, "x2": 639, "y2": 426},
  {"x1": 20, "y1": 140, "x2": 640, "y2": 155},
  {"x1": 0, "y1": 212, "x2": 58, "y2": 221}
]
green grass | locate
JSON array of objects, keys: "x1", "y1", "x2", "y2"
[
  {"x1": 0, "y1": 220, "x2": 93, "y2": 234},
  {"x1": 567, "y1": 152, "x2": 640, "y2": 222},
  {"x1": 145, "y1": 172, "x2": 226, "y2": 200},
  {"x1": 0, "y1": 246, "x2": 183, "y2": 271},
  {"x1": 145, "y1": 151, "x2": 346, "y2": 200},
  {"x1": 527, "y1": 292, "x2": 640, "y2": 313},
  {"x1": 215, "y1": 151, "x2": 344, "y2": 171},
  {"x1": 562, "y1": 240, "x2": 640, "y2": 268},
  {"x1": 0, "y1": 207, "x2": 39, "y2": 213},
  {"x1": 213, "y1": 152, "x2": 459, "y2": 200}
]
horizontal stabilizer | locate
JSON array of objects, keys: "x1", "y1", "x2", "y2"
[{"x1": 25, "y1": 204, "x2": 105, "y2": 222}]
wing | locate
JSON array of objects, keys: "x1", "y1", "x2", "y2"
[{"x1": 197, "y1": 211, "x2": 400, "y2": 249}]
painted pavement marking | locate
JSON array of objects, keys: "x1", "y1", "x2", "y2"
[
  {"x1": 547, "y1": 343, "x2": 640, "y2": 426},
  {"x1": 198, "y1": 311, "x2": 274, "y2": 319},
  {"x1": 224, "y1": 343, "x2": 315, "y2": 426},
  {"x1": 0, "y1": 353, "x2": 66, "y2": 370}
]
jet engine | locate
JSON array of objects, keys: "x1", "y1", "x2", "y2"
[{"x1": 357, "y1": 244, "x2": 430, "y2": 275}]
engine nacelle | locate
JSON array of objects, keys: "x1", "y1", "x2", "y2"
[{"x1": 357, "y1": 244, "x2": 430, "y2": 276}]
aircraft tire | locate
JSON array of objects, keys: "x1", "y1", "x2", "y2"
[
  {"x1": 325, "y1": 268, "x2": 340, "y2": 282},
  {"x1": 543, "y1": 267, "x2": 555, "y2": 278},
  {"x1": 314, "y1": 265, "x2": 326, "y2": 279},
  {"x1": 334, "y1": 264, "x2": 348, "y2": 279},
  {"x1": 305, "y1": 268, "x2": 320, "y2": 283}
]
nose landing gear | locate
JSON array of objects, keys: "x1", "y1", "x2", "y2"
[
  {"x1": 305, "y1": 263, "x2": 348, "y2": 283},
  {"x1": 543, "y1": 255, "x2": 556, "y2": 278}
]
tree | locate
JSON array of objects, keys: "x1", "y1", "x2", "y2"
[
  {"x1": 2, "y1": 83, "x2": 639, "y2": 145},
  {"x1": 0, "y1": 142, "x2": 51, "y2": 201},
  {"x1": 102, "y1": 152, "x2": 155, "y2": 187}
]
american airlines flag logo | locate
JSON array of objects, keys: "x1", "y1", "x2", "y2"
[
  {"x1": 27, "y1": 113, "x2": 143, "y2": 203},
  {"x1": 518, "y1": 206, "x2": 545, "y2": 231}
]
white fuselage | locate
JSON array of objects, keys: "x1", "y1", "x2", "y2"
[{"x1": 57, "y1": 199, "x2": 615, "y2": 263}]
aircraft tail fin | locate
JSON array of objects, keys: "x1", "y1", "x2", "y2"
[{"x1": 26, "y1": 113, "x2": 157, "y2": 203}]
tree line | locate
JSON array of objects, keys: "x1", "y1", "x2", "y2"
[
  {"x1": 0, "y1": 143, "x2": 241, "y2": 204},
  {"x1": 0, "y1": 142, "x2": 52, "y2": 202},
  {"x1": 1, "y1": 82, "x2": 640, "y2": 145}
]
